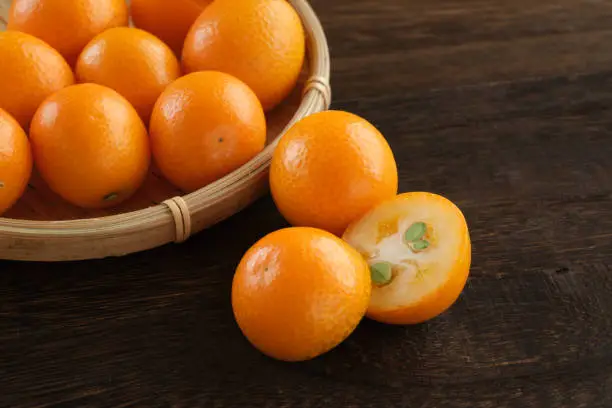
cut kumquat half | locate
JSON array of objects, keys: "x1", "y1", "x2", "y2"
[{"x1": 342, "y1": 192, "x2": 471, "y2": 325}]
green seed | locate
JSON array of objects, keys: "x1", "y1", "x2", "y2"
[
  {"x1": 412, "y1": 239, "x2": 430, "y2": 251},
  {"x1": 370, "y1": 262, "x2": 392, "y2": 285},
  {"x1": 404, "y1": 222, "x2": 427, "y2": 243}
]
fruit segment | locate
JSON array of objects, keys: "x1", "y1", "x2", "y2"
[{"x1": 343, "y1": 192, "x2": 471, "y2": 325}]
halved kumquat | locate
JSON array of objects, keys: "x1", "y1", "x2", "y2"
[{"x1": 343, "y1": 192, "x2": 471, "y2": 325}]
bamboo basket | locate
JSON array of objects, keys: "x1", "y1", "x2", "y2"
[{"x1": 0, "y1": 0, "x2": 331, "y2": 262}]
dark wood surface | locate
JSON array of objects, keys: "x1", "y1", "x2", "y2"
[{"x1": 2, "y1": 0, "x2": 612, "y2": 406}]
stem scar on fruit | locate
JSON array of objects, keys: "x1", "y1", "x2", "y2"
[
  {"x1": 0, "y1": 181, "x2": 4, "y2": 188},
  {"x1": 104, "y1": 192, "x2": 119, "y2": 202}
]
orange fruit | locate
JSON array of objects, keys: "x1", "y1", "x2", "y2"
[
  {"x1": 150, "y1": 71, "x2": 266, "y2": 192},
  {"x1": 76, "y1": 27, "x2": 181, "y2": 124},
  {"x1": 270, "y1": 110, "x2": 398, "y2": 236},
  {"x1": 29, "y1": 84, "x2": 150, "y2": 209},
  {"x1": 0, "y1": 31, "x2": 74, "y2": 129},
  {"x1": 342, "y1": 192, "x2": 472, "y2": 325},
  {"x1": 130, "y1": 0, "x2": 213, "y2": 56},
  {"x1": 232, "y1": 227, "x2": 371, "y2": 362},
  {"x1": 0, "y1": 109, "x2": 32, "y2": 216},
  {"x1": 182, "y1": 0, "x2": 305, "y2": 111},
  {"x1": 8, "y1": 0, "x2": 129, "y2": 66}
]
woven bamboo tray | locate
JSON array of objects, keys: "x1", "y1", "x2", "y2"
[{"x1": 0, "y1": 0, "x2": 331, "y2": 262}]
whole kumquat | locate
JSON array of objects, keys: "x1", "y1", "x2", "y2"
[
  {"x1": 0, "y1": 31, "x2": 74, "y2": 129},
  {"x1": 8, "y1": 0, "x2": 128, "y2": 66},
  {"x1": 270, "y1": 110, "x2": 398, "y2": 236},
  {"x1": 182, "y1": 0, "x2": 305, "y2": 111},
  {"x1": 0, "y1": 109, "x2": 32, "y2": 215},
  {"x1": 130, "y1": 0, "x2": 213, "y2": 56},
  {"x1": 76, "y1": 27, "x2": 181, "y2": 124},
  {"x1": 29, "y1": 84, "x2": 150, "y2": 209},
  {"x1": 232, "y1": 227, "x2": 371, "y2": 361},
  {"x1": 150, "y1": 71, "x2": 266, "y2": 192}
]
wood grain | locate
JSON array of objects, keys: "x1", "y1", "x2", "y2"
[{"x1": 2, "y1": 0, "x2": 612, "y2": 406}]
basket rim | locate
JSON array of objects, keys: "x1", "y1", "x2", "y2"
[{"x1": 0, "y1": 0, "x2": 331, "y2": 238}]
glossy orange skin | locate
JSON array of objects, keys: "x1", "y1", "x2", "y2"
[
  {"x1": 343, "y1": 192, "x2": 472, "y2": 325},
  {"x1": 29, "y1": 84, "x2": 150, "y2": 209},
  {"x1": 8, "y1": 0, "x2": 129, "y2": 66},
  {"x1": 150, "y1": 71, "x2": 266, "y2": 192},
  {"x1": 0, "y1": 31, "x2": 74, "y2": 130},
  {"x1": 232, "y1": 227, "x2": 371, "y2": 362},
  {"x1": 130, "y1": 0, "x2": 212, "y2": 56},
  {"x1": 369, "y1": 241, "x2": 470, "y2": 325},
  {"x1": 0, "y1": 109, "x2": 32, "y2": 215},
  {"x1": 182, "y1": 0, "x2": 305, "y2": 111},
  {"x1": 76, "y1": 27, "x2": 181, "y2": 124},
  {"x1": 270, "y1": 110, "x2": 398, "y2": 236}
]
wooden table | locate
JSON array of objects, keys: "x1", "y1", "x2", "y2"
[{"x1": 2, "y1": 0, "x2": 612, "y2": 406}]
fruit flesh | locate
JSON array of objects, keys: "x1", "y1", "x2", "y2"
[{"x1": 343, "y1": 192, "x2": 471, "y2": 325}]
